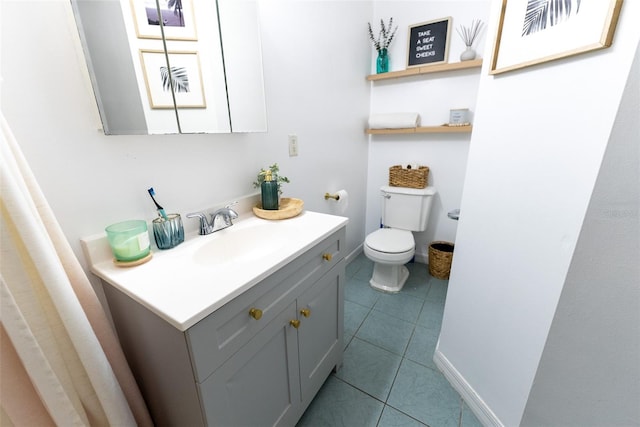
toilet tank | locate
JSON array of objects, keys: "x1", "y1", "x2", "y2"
[{"x1": 381, "y1": 185, "x2": 436, "y2": 231}]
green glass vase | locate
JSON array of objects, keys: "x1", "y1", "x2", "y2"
[{"x1": 376, "y1": 48, "x2": 389, "y2": 74}]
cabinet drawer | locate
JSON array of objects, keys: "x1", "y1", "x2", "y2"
[{"x1": 187, "y1": 227, "x2": 345, "y2": 382}]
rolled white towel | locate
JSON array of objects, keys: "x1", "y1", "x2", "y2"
[{"x1": 368, "y1": 112, "x2": 420, "y2": 129}]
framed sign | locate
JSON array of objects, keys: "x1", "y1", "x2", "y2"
[
  {"x1": 130, "y1": 0, "x2": 197, "y2": 41},
  {"x1": 139, "y1": 50, "x2": 206, "y2": 109},
  {"x1": 490, "y1": 0, "x2": 623, "y2": 74},
  {"x1": 407, "y1": 17, "x2": 452, "y2": 68}
]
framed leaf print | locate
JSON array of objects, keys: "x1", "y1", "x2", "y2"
[
  {"x1": 139, "y1": 50, "x2": 206, "y2": 109},
  {"x1": 130, "y1": 0, "x2": 197, "y2": 40},
  {"x1": 490, "y1": 0, "x2": 623, "y2": 74}
]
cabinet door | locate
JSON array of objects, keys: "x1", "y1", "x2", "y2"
[
  {"x1": 199, "y1": 302, "x2": 301, "y2": 427},
  {"x1": 297, "y1": 261, "x2": 345, "y2": 404}
]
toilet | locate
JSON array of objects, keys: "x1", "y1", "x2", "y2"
[{"x1": 364, "y1": 185, "x2": 436, "y2": 292}]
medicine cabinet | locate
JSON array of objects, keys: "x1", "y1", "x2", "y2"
[{"x1": 71, "y1": 0, "x2": 267, "y2": 134}]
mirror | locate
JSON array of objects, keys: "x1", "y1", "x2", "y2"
[{"x1": 71, "y1": 0, "x2": 267, "y2": 134}]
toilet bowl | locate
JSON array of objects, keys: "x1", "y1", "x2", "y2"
[
  {"x1": 364, "y1": 228, "x2": 415, "y2": 292},
  {"x1": 364, "y1": 185, "x2": 436, "y2": 293}
]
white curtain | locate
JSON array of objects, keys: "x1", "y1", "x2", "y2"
[{"x1": 0, "y1": 113, "x2": 153, "y2": 426}]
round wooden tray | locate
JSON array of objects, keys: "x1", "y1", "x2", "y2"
[
  {"x1": 113, "y1": 252, "x2": 153, "y2": 268},
  {"x1": 253, "y1": 198, "x2": 304, "y2": 220}
]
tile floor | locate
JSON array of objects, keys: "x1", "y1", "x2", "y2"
[{"x1": 297, "y1": 253, "x2": 482, "y2": 427}]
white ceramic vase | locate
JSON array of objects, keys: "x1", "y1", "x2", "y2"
[{"x1": 460, "y1": 46, "x2": 476, "y2": 61}]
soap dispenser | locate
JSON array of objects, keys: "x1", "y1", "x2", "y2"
[{"x1": 261, "y1": 170, "x2": 279, "y2": 210}]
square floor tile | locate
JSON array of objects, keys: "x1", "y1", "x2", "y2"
[
  {"x1": 345, "y1": 276, "x2": 381, "y2": 308},
  {"x1": 387, "y1": 359, "x2": 461, "y2": 427},
  {"x1": 356, "y1": 310, "x2": 415, "y2": 356},
  {"x1": 346, "y1": 261, "x2": 361, "y2": 279},
  {"x1": 354, "y1": 261, "x2": 374, "y2": 281},
  {"x1": 373, "y1": 292, "x2": 424, "y2": 324},
  {"x1": 417, "y1": 300, "x2": 445, "y2": 332},
  {"x1": 426, "y1": 278, "x2": 448, "y2": 302},
  {"x1": 335, "y1": 337, "x2": 402, "y2": 402},
  {"x1": 344, "y1": 300, "x2": 371, "y2": 337},
  {"x1": 404, "y1": 325, "x2": 439, "y2": 370},
  {"x1": 461, "y1": 403, "x2": 483, "y2": 427},
  {"x1": 406, "y1": 262, "x2": 429, "y2": 280},
  {"x1": 378, "y1": 405, "x2": 428, "y2": 427},
  {"x1": 344, "y1": 332, "x2": 353, "y2": 349},
  {"x1": 296, "y1": 376, "x2": 384, "y2": 427},
  {"x1": 401, "y1": 277, "x2": 431, "y2": 300}
]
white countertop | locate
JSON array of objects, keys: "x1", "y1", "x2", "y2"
[{"x1": 81, "y1": 211, "x2": 348, "y2": 331}]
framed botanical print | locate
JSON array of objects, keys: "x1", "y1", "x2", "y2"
[
  {"x1": 139, "y1": 49, "x2": 206, "y2": 109},
  {"x1": 490, "y1": 0, "x2": 623, "y2": 74}
]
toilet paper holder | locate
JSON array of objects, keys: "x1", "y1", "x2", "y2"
[{"x1": 324, "y1": 192, "x2": 341, "y2": 201}]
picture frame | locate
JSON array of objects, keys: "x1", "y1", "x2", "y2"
[
  {"x1": 130, "y1": 0, "x2": 197, "y2": 41},
  {"x1": 490, "y1": 0, "x2": 623, "y2": 75},
  {"x1": 139, "y1": 49, "x2": 206, "y2": 109},
  {"x1": 406, "y1": 17, "x2": 452, "y2": 68}
]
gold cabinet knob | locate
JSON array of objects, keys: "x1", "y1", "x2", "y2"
[
  {"x1": 289, "y1": 319, "x2": 300, "y2": 329},
  {"x1": 300, "y1": 308, "x2": 311, "y2": 318},
  {"x1": 322, "y1": 253, "x2": 332, "y2": 262},
  {"x1": 249, "y1": 308, "x2": 263, "y2": 320}
]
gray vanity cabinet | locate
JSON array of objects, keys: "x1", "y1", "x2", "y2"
[{"x1": 101, "y1": 226, "x2": 346, "y2": 426}]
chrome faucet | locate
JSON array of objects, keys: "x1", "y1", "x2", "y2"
[{"x1": 187, "y1": 202, "x2": 239, "y2": 235}]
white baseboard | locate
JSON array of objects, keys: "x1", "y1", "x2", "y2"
[
  {"x1": 414, "y1": 250, "x2": 428, "y2": 264},
  {"x1": 345, "y1": 244, "x2": 363, "y2": 264},
  {"x1": 433, "y1": 348, "x2": 504, "y2": 427}
]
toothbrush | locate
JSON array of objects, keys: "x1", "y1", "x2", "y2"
[{"x1": 147, "y1": 187, "x2": 169, "y2": 220}]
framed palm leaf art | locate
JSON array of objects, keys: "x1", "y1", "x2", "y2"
[
  {"x1": 140, "y1": 50, "x2": 206, "y2": 109},
  {"x1": 490, "y1": 0, "x2": 623, "y2": 74}
]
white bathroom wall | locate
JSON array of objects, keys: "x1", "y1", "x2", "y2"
[
  {"x1": 435, "y1": 0, "x2": 640, "y2": 425},
  {"x1": 367, "y1": 0, "x2": 491, "y2": 262},
  {"x1": 519, "y1": 40, "x2": 640, "y2": 427},
  {"x1": 1, "y1": 1, "x2": 372, "y2": 296}
]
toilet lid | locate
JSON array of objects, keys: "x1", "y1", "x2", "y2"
[{"x1": 365, "y1": 229, "x2": 414, "y2": 253}]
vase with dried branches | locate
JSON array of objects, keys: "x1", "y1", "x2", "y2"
[
  {"x1": 368, "y1": 18, "x2": 398, "y2": 73},
  {"x1": 456, "y1": 19, "x2": 484, "y2": 61}
]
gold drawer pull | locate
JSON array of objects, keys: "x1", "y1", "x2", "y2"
[
  {"x1": 249, "y1": 308, "x2": 263, "y2": 320},
  {"x1": 300, "y1": 308, "x2": 311, "y2": 318},
  {"x1": 289, "y1": 319, "x2": 300, "y2": 329},
  {"x1": 322, "y1": 253, "x2": 332, "y2": 262}
]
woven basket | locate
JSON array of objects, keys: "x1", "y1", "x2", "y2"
[
  {"x1": 428, "y1": 241, "x2": 454, "y2": 279},
  {"x1": 389, "y1": 165, "x2": 429, "y2": 188}
]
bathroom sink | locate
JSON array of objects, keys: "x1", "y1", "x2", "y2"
[{"x1": 192, "y1": 223, "x2": 289, "y2": 266}]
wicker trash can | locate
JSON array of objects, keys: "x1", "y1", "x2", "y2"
[{"x1": 428, "y1": 241, "x2": 454, "y2": 279}]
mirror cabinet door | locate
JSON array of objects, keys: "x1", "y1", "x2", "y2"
[
  {"x1": 218, "y1": 0, "x2": 267, "y2": 133},
  {"x1": 71, "y1": 0, "x2": 266, "y2": 134}
]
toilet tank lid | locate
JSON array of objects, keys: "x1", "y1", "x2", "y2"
[{"x1": 381, "y1": 185, "x2": 436, "y2": 196}]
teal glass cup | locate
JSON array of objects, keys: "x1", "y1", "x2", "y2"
[{"x1": 152, "y1": 214, "x2": 185, "y2": 250}]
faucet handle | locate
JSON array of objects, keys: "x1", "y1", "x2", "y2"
[
  {"x1": 186, "y1": 212, "x2": 210, "y2": 235},
  {"x1": 225, "y1": 201, "x2": 239, "y2": 219}
]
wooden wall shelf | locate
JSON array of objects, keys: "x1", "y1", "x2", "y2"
[
  {"x1": 367, "y1": 59, "x2": 482, "y2": 81},
  {"x1": 366, "y1": 125, "x2": 472, "y2": 135}
]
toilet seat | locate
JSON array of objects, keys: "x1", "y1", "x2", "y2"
[
  {"x1": 364, "y1": 228, "x2": 415, "y2": 265},
  {"x1": 365, "y1": 228, "x2": 414, "y2": 253}
]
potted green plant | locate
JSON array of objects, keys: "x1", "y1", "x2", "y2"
[{"x1": 252, "y1": 163, "x2": 290, "y2": 196}]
